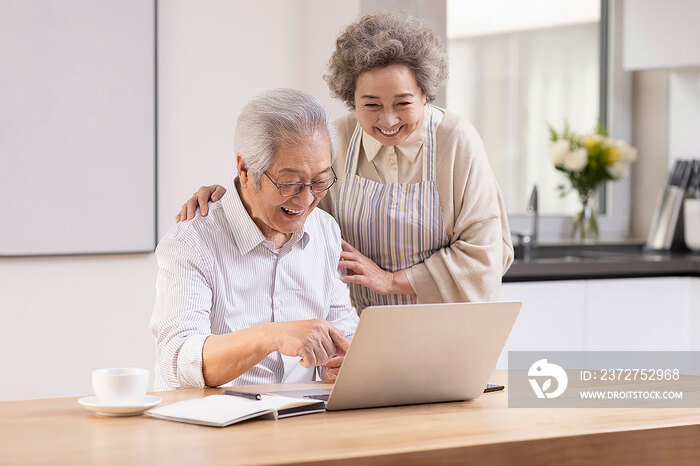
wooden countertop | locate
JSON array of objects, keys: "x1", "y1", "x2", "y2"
[{"x1": 2, "y1": 372, "x2": 700, "y2": 465}]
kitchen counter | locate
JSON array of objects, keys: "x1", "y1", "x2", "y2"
[{"x1": 504, "y1": 242, "x2": 700, "y2": 282}]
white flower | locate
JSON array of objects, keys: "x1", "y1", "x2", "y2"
[
  {"x1": 615, "y1": 140, "x2": 638, "y2": 163},
  {"x1": 549, "y1": 140, "x2": 570, "y2": 166},
  {"x1": 607, "y1": 161, "x2": 627, "y2": 179},
  {"x1": 563, "y1": 148, "x2": 588, "y2": 172}
]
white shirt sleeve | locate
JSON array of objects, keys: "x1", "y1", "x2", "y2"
[
  {"x1": 150, "y1": 232, "x2": 213, "y2": 389},
  {"x1": 323, "y1": 219, "x2": 359, "y2": 339},
  {"x1": 326, "y1": 271, "x2": 359, "y2": 340}
]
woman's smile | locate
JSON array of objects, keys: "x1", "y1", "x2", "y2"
[{"x1": 377, "y1": 125, "x2": 402, "y2": 136}]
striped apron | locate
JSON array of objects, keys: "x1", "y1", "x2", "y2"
[{"x1": 336, "y1": 105, "x2": 447, "y2": 311}]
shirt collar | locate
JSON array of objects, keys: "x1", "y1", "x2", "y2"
[
  {"x1": 361, "y1": 105, "x2": 429, "y2": 164},
  {"x1": 221, "y1": 178, "x2": 310, "y2": 255}
]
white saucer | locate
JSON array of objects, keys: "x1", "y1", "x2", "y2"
[{"x1": 78, "y1": 394, "x2": 162, "y2": 416}]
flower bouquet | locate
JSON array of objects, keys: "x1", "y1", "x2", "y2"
[{"x1": 548, "y1": 121, "x2": 637, "y2": 240}]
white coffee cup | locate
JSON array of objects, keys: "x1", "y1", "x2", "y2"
[{"x1": 92, "y1": 368, "x2": 149, "y2": 405}]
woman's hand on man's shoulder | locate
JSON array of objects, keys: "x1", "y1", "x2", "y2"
[{"x1": 175, "y1": 185, "x2": 227, "y2": 222}]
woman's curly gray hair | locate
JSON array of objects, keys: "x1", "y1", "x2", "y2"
[{"x1": 324, "y1": 11, "x2": 448, "y2": 109}]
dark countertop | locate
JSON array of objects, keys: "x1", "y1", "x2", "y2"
[{"x1": 503, "y1": 242, "x2": 700, "y2": 282}]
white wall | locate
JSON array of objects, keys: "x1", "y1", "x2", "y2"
[
  {"x1": 157, "y1": 0, "x2": 359, "y2": 238},
  {"x1": 668, "y1": 68, "x2": 700, "y2": 165},
  {"x1": 622, "y1": 0, "x2": 700, "y2": 237},
  {"x1": 0, "y1": 0, "x2": 360, "y2": 401},
  {"x1": 0, "y1": 255, "x2": 157, "y2": 400}
]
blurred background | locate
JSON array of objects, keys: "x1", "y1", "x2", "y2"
[{"x1": 1, "y1": 0, "x2": 698, "y2": 399}]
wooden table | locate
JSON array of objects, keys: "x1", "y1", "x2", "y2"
[{"x1": 2, "y1": 372, "x2": 700, "y2": 465}]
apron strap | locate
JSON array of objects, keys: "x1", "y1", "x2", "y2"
[
  {"x1": 344, "y1": 123, "x2": 363, "y2": 175},
  {"x1": 423, "y1": 104, "x2": 438, "y2": 182}
]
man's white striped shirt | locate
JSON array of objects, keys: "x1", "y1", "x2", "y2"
[{"x1": 150, "y1": 182, "x2": 358, "y2": 390}]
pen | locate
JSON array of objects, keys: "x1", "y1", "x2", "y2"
[{"x1": 223, "y1": 389, "x2": 262, "y2": 400}]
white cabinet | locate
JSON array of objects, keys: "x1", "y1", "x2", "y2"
[
  {"x1": 585, "y1": 277, "x2": 688, "y2": 350},
  {"x1": 497, "y1": 281, "x2": 586, "y2": 369},
  {"x1": 687, "y1": 277, "x2": 700, "y2": 351},
  {"x1": 623, "y1": 0, "x2": 700, "y2": 70},
  {"x1": 497, "y1": 277, "x2": 700, "y2": 369}
]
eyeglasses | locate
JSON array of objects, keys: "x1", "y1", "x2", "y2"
[{"x1": 263, "y1": 167, "x2": 337, "y2": 197}]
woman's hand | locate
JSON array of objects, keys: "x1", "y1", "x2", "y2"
[
  {"x1": 175, "y1": 185, "x2": 227, "y2": 222},
  {"x1": 339, "y1": 240, "x2": 416, "y2": 296}
]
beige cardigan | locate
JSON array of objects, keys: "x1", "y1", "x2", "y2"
[{"x1": 319, "y1": 108, "x2": 514, "y2": 303}]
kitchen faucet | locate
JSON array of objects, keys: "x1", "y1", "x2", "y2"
[{"x1": 514, "y1": 185, "x2": 538, "y2": 261}]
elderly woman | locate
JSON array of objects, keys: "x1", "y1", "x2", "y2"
[{"x1": 178, "y1": 12, "x2": 513, "y2": 311}]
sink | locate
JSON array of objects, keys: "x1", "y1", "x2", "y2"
[{"x1": 513, "y1": 243, "x2": 652, "y2": 262}]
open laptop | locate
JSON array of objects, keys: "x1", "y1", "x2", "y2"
[{"x1": 269, "y1": 301, "x2": 521, "y2": 410}]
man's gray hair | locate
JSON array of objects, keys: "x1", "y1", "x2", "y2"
[{"x1": 234, "y1": 88, "x2": 338, "y2": 189}]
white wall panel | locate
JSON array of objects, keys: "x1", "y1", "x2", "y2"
[{"x1": 0, "y1": 0, "x2": 156, "y2": 255}]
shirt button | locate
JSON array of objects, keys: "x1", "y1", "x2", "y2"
[{"x1": 389, "y1": 159, "x2": 396, "y2": 167}]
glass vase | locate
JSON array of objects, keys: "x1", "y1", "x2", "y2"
[{"x1": 572, "y1": 191, "x2": 599, "y2": 241}]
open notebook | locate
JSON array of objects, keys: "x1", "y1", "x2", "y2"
[{"x1": 146, "y1": 394, "x2": 325, "y2": 427}]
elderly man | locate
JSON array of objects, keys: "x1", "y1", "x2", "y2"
[{"x1": 150, "y1": 89, "x2": 358, "y2": 390}]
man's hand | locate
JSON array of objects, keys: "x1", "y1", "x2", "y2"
[
  {"x1": 175, "y1": 185, "x2": 227, "y2": 222},
  {"x1": 274, "y1": 319, "x2": 350, "y2": 368},
  {"x1": 320, "y1": 345, "x2": 346, "y2": 382}
]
